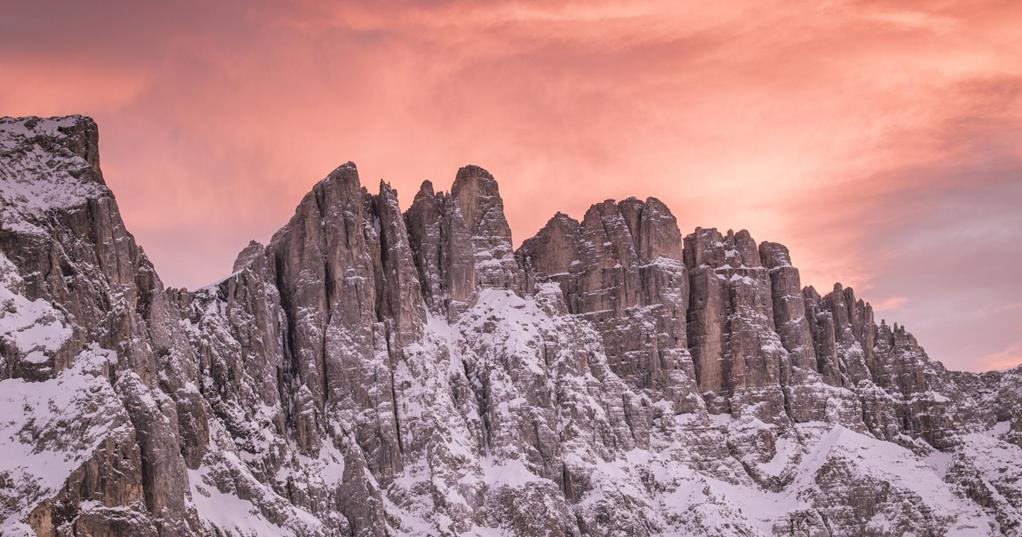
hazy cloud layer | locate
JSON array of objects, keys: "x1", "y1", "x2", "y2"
[{"x1": 2, "y1": 0, "x2": 1020, "y2": 370}]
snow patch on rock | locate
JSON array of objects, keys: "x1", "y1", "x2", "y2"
[{"x1": 0, "y1": 346, "x2": 125, "y2": 531}]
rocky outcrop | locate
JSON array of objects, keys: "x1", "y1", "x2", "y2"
[
  {"x1": 450, "y1": 165, "x2": 520, "y2": 290},
  {"x1": 518, "y1": 197, "x2": 698, "y2": 410},
  {"x1": 1, "y1": 115, "x2": 1021, "y2": 537},
  {"x1": 681, "y1": 228, "x2": 788, "y2": 419},
  {"x1": 404, "y1": 179, "x2": 477, "y2": 318},
  {"x1": 1, "y1": 116, "x2": 203, "y2": 536},
  {"x1": 759, "y1": 241, "x2": 815, "y2": 374}
]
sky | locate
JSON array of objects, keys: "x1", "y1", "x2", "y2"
[{"x1": 2, "y1": 0, "x2": 1020, "y2": 371}]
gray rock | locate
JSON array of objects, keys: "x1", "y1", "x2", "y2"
[{"x1": 1, "y1": 115, "x2": 1020, "y2": 537}]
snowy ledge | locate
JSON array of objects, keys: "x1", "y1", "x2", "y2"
[{"x1": 0, "y1": 116, "x2": 109, "y2": 235}]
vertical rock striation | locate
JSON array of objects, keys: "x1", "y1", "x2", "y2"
[
  {"x1": 518, "y1": 197, "x2": 699, "y2": 410},
  {"x1": 1, "y1": 116, "x2": 1020, "y2": 537},
  {"x1": 682, "y1": 228, "x2": 787, "y2": 418},
  {"x1": 1, "y1": 116, "x2": 202, "y2": 536}
]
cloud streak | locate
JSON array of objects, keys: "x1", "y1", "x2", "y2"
[{"x1": 2, "y1": 0, "x2": 1020, "y2": 370}]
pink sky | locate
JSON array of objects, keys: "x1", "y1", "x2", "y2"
[{"x1": 2, "y1": 0, "x2": 1020, "y2": 371}]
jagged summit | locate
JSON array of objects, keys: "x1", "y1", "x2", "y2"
[
  {"x1": 415, "y1": 179, "x2": 435, "y2": 197},
  {"x1": 2, "y1": 117, "x2": 1022, "y2": 537},
  {"x1": 0, "y1": 115, "x2": 110, "y2": 237},
  {"x1": 0, "y1": 115, "x2": 101, "y2": 171},
  {"x1": 231, "y1": 239, "x2": 265, "y2": 273}
]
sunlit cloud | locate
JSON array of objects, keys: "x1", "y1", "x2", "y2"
[
  {"x1": 0, "y1": 58, "x2": 150, "y2": 114},
  {"x1": 872, "y1": 296, "x2": 909, "y2": 312},
  {"x1": 1, "y1": 0, "x2": 1019, "y2": 371},
  {"x1": 976, "y1": 344, "x2": 1022, "y2": 371}
]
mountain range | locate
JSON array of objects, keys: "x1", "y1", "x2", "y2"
[{"x1": 1, "y1": 115, "x2": 1020, "y2": 536}]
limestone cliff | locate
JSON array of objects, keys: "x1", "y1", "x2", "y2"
[{"x1": 2, "y1": 115, "x2": 1021, "y2": 537}]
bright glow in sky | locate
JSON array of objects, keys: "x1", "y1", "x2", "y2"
[{"x1": 3, "y1": 0, "x2": 1020, "y2": 371}]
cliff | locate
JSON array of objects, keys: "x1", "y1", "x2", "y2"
[{"x1": 1, "y1": 115, "x2": 1021, "y2": 536}]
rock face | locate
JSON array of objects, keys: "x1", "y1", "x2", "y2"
[
  {"x1": 681, "y1": 228, "x2": 785, "y2": 409},
  {"x1": 1, "y1": 115, "x2": 1021, "y2": 537},
  {"x1": 517, "y1": 198, "x2": 697, "y2": 410}
]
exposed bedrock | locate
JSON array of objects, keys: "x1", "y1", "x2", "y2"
[
  {"x1": 518, "y1": 196, "x2": 699, "y2": 410},
  {"x1": 2, "y1": 116, "x2": 1020, "y2": 537}
]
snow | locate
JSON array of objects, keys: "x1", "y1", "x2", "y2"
[
  {"x1": 728, "y1": 272, "x2": 757, "y2": 285},
  {"x1": 0, "y1": 521, "x2": 36, "y2": 537},
  {"x1": 925, "y1": 449, "x2": 954, "y2": 478},
  {"x1": 601, "y1": 420, "x2": 1001, "y2": 536},
  {"x1": 0, "y1": 116, "x2": 81, "y2": 148},
  {"x1": 783, "y1": 425, "x2": 990, "y2": 536},
  {"x1": 460, "y1": 288, "x2": 548, "y2": 376},
  {"x1": 0, "y1": 345, "x2": 125, "y2": 528},
  {"x1": 758, "y1": 434, "x2": 797, "y2": 475},
  {"x1": 950, "y1": 432, "x2": 1022, "y2": 533},
  {"x1": 0, "y1": 116, "x2": 108, "y2": 235},
  {"x1": 188, "y1": 419, "x2": 326, "y2": 537},
  {"x1": 989, "y1": 420, "x2": 1011, "y2": 437},
  {"x1": 639, "y1": 257, "x2": 686, "y2": 272},
  {"x1": 907, "y1": 389, "x2": 951, "y2": 404},
  {"x1": 0, "y1": 253, "x2": 73, "y2": 365},
  {"x1": 189, "y1": 466, "x2": 298, "y2": 537},
  {"x1": 707, "y1": 412, "x2": 733, "y2": 427},
  {"x1": 480, "y1": 457, "x2": 544, "y2": 488}
]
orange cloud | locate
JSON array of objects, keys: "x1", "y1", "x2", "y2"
[
  {"x1": 977, "y1": 345, "x2": 1022, "y2": 371},
  {"x1": 0, "y1": 58, "x2": 150, "y2": 114},
  {"x1": 872, "y1": 296, "x2": 909, "y2": 312},
  {"x1": 1, "y1": 0, "x2": 1020, "y2": 371}
]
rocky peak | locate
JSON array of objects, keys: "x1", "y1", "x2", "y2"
[
  {"x1": 0, "y1": 116, "x2": 111, "y2": 240},
  {"x1": 683, "y1": 227, "x2": 762, "y2": 269},
  {"x1": 374, "y1": 180, "x2": 426, "y2": 345},
  {"x1": 0, "y1": 115, "x2": 102, "y2": 176},
  {"x1": 404, "y1": 165, "x2": 522, "y2": 318},
  {"x1": 415, "y1": 178, "x2": 435, "y2": 199},
  {"x1": 518, "y1": 212, "x2": 581, "y2": 279},
  {"x1": 448, "y1": 164, "x2": 519, "y2": 289},
  {"x1": 518, "y1": 197, "x2": 696, "y2": 406},
  {"x1": 450, "y1": 165, "x2": 507, "y2": 238},
  {"x1": 404, "y1": 180, "x2": 446, "y2": 310},
  {"x1": 636, "y1": 196, "x2": 684, "y2": 262},
  {"x1": 405, "y1": 177, "x2": 476, "y2": 318},
  {"x1": 1, "y1": 116, "x2": 201, "y2": 536},
  {"x1": 231, "y1": 240, "x2": 265, "y2": 272},
  {"x1": 2, "y1": 116, "x2": 1021, "y2": 537},
  {"x1": 759, "y1": 241, "x2": 793, "y2": 269}
]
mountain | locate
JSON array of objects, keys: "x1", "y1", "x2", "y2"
[{"x1": 1, "y1": 115, "x2": 1020, "y2": 537}]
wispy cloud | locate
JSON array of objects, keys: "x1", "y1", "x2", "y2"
[
  {"x1": 2, "y1": 0, "x2": 1020, "y2": 371},
  {"x1": 872, "y1": 296, "x2": 909, "y2": 312},
  {"x1": 977, "y1": 344, "x2": 1022, "y2": 371}
]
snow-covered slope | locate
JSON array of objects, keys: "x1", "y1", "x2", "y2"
[{"x1": 1, "y1": 115, "x2": 1020, "y2": 536}]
